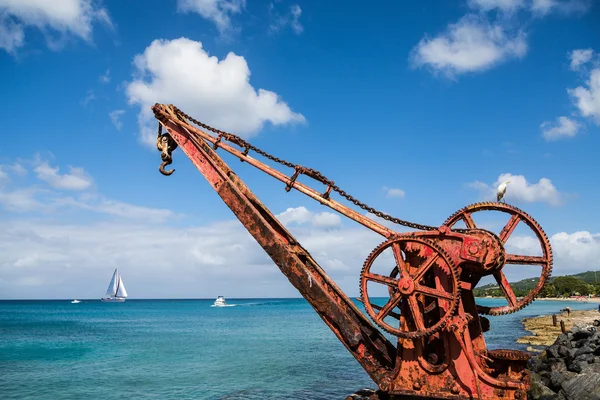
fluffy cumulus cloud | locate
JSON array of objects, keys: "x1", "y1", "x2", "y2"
[
  {"x1": 412, "y1": 0, "x2": 592, "y2": 78},
  {"x1": 33, "y1": 159, "x2": 93, "y2": 191},
  {"x1": 540, "y1": 116, "x2": 580, "y2": 141},
  {"x1": 508, "y1": 231, "x2": 600, "y2": 276},
  {"x1": 409, "y1": 14, "x2": 527, "y2": 77},
  {"x1": 468, "y1": 173, "x2": 564, "y2": 206},
  {"x1": 568, "y1": 66, "x2": 600, "y2": 125},
  {"x1": 569, "y1": 48, "x2": 594, "y2": 71},
  {"x1": 0, "y1": 0, "x2": 112, "y2": 54},
  {"x1": 125, "y1": 37, "x2": 306, "y2": 147},
  {"x1": 176, "y1": 0, "x2": 245, "y2": 35},
  {"x1": 277, "y1": 206, "x2": 342, "y2": 229}
]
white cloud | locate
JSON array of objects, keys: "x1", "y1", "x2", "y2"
[
  {"x1": 2, "y1": 195, "x2": 598, "y2": 299},
  {"x1": 99, "y1": 68, "x2": 110, "y2": 83},
  {"x1": 269, "y1": 3, "x2": 303, "y2": 35},
  {"x1": 507, "y1": 231, "x2": 600, "y2": 277},
  {"x1": 0, "y1": 13, "x2": 24, "y2": 53},
  {"x1": 383, "y1": 187, "x2": 405, "y2": 199},
  {"x1": 569, "y1": 48, "x2": 594, "y2": 71},
  {"x1": 0, "y1": 186, "x2": 48, "y2": 212},
  {"x1": 0, "y1": 205, "x2": 382, "y2": 299},
  {"x1": 176, "y1": 0, "x2": 245, "y2": 35},
  {"x1": 568, "y1": 67, "x2": 600, "y2": 124},
  {"x1": 530, "y1": 0, "x2": 592, "y2": 16},
  {"x1": 109, "y1": 109, "x2": 125, "y2": 130},
  {"x1": 409, "y1": 14, "x2": 527, "y2": 77},
  {"x1": 125, "y1": 37, "x2": 305, "y2": 147},
  {"x1": 468, "y1": 173, "x2": 564, "y2": 206},
  {"x1": 276, "y1": 206, "x2": 341, "y2": 229},
  {"x1": 0, "y1": 0, "x2": 112, "y2": 54},
  {"x1": 33, "y1": 160, "x2": 93, "y2": 191},
  {"x1": 540, "y1": 116, "x2": 580, "y2": 141},
  {"x1": 55, "y1": 194, "x2": 178, "y2": 223},
  {"x1": 0, "y1": 157, "x2": 180, "y2": 223},
  {"x1": 468, "y1": 0, "x2": 526, "y2": 13}
]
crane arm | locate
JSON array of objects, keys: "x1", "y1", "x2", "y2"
[{"x1": 152, "y1": 104, "x2": 396, "y2": 383}]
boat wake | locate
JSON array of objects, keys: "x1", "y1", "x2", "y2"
[{"x1": 210, "y1": 304, "x2": 237, "y2": 308}]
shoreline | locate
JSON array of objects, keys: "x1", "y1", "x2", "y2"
[
  {"x1": 518, "y1": 309, "x2": 600, "y2": 347},
  {"x1": 476, "y1": 296, "x2": 600, "y2": 303}
]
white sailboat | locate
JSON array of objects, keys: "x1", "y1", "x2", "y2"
[{"x1": 101, "y1": 268, "x2": 128, "y2": 303}]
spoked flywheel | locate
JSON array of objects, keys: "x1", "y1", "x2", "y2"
[
  {"x1": 444, "y1": 202, "x2": 553, "y2": 316},
  {"x1": 359, "y1": 236, "x2": 461, "y2": 339}
]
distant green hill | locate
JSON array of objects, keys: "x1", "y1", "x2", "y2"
[{"x1": 473, "y1": 270, "x2": 600, "y2": 297}]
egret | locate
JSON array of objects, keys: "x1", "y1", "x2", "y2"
[{"x1": 497, "y1": 180, "x2": 510, "y2": 203}]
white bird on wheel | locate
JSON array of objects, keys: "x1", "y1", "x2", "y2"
[{"x1": 497, "y1": 180, "x2": 511, "y2": 203}]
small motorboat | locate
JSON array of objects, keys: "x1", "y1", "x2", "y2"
[
  {"x1": 212, "y1": 296, "x2": 227, "y2": 307},
  {"x1": 71, "y1": 299, "x2": 81, "y2": 304}
]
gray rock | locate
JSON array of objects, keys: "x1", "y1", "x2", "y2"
[
  {"x1": 345, "y1": 389, "x2": 381, "y2": 400},
  {"x1": 551, "y1": 361, "x2": 567, "y2": 373},
  {"x1": 549, "y1": 370, "x2": 577, "y2": 392},
  {"x1": 529, "y1": 372, "x2": 558, "y2": 399},
  {"x1": 558, "y1": 345, "x2": 570, "y2": 358},
  {"x1": 561, "y1": 372, "x2": 600, "y2": 400},
  {"x1": 574, "y1": 329, "x2": 594, "y2": 341},
  {"x1": 530, "y1": 357, "x2": 545, "y2": 372},
  {"x1": 568, "y1": 348, "x2": 579, "y2": 361},
  {"x1": 567, "y1": 361, "x2": 589, "y2": 373},
  {"x1": 548, "y1": 346, "x2": 561, "y2": 359},
  {"x1": 573, "y1": 353, "x2": 595, "y2": 364},
  {"x1": 575, "y1": 345, "x2": 596, "y2": 357}
]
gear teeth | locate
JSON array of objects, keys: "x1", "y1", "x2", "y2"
[
  {"x1": 443, "y1": 202, "x2": 553, "y2": 317},
  {"x1": 359, "y1": 235, "x2": 461, "y2": 339}
]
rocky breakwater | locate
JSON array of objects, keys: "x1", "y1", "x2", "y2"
[{"x1": 529, "y1": 322, "x2": 600, "y2": 399}]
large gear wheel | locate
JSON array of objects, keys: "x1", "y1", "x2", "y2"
[
  {"x1": 360, "y1": 236, "x2": 461, "y2": 339},
  {"x1": 444, "y1": 202, "x2": 553, "y2": 316}
]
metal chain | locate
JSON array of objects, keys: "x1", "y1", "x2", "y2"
[{"x1": 168, "y1": 105, "x2": 444, "y2": 232}]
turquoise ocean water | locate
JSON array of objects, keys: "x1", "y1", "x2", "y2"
[{"x1": 1, "y1": 298, "x2": 597, "y2": 399}]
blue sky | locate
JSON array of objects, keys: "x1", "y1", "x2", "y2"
[{"x1": 0, "y1": 0, "x2": 599, "y2": 300}]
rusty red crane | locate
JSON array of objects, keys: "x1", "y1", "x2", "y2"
[{"x1": 152, "y1": 104, "x2": 552, "y2": 400}]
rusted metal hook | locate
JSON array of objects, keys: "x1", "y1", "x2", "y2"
[
  {"x1": 159, "y1": 159, "x2": 175, "y2": 176},
  {"x1": 156, "y1": 124, "x2": 178, "y2": 176}
]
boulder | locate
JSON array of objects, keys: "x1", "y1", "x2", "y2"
[
  {"x1": 573, "y1": 328, "x2": 594, "y2": 341},
  {"x1": 529, "y1": 372, "x2": 558, "y2": 399},
  {"x1": 575, "y1": 345, "x2": 595, "y2": 358},
  {"x1": 549, "y1": 370, "x2": 577, "y2": 392},
  {"x1": 561, "y1": 372, "x2": 600, "y2": 400}
]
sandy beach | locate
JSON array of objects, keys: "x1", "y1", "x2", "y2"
[{"x1": 518, "y1": 309, "x2": 600, "y2": 347}]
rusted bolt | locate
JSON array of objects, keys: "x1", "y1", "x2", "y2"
[
  {"x1": 379, "y1": 377, "x2": 392, "y2": 392},
  {"x1": 469, "y1": 244, "x2": 479, "y2": 255},
  {"x1": 438, "y1": 225, "x2": 449, "y2": 235},
  {"x1": 498, "y1": 389, "x2": 505, "y2": 397},
  {"x1": 413, "y1": 380, "x2": 421, "y2": 390},
  {"x1": 514, "y1": 390, "x2": 523, "y2": 399},
  {"x1": 451, "y1": 385, "x2": 460, "y2": 394}
]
